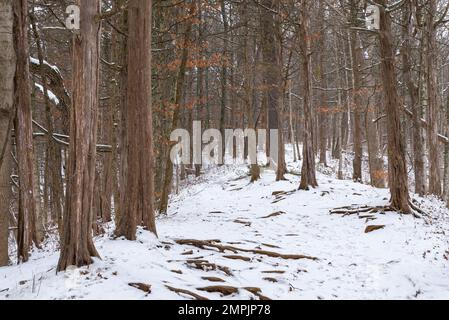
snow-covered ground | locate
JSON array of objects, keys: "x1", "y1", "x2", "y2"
[{"x1": 1, "y1": 150, "x2": 449, "y2": 300}]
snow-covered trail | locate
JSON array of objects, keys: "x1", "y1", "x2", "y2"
[{"x1": 1, "y1": 162, "x2": 449, "y2": 300}]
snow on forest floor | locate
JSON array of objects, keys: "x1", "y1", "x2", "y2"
[{"x1": 1, "y1": 151, "x2": 449, "y2": 300}]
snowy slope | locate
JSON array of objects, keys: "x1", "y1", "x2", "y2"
[{"x1": 1, "y1": 153, "x2": 449, "y2": 300}]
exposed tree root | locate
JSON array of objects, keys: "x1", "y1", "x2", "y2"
[
  {"x1": 330, "y1": 205, "x2": 390, "y2": 216},
  {"x1": 128, "y1": 282, "x2": 151, "y2": 293},
  {"x1": 233, "y1": 219, "x2": 252, "y2": 227},
  {"x1": 261, "y1": 243, "x2": 281, "y2": 249},
  {"x1": 185, "y1": 259, "x2": 233, "y2": 276},
  {"x1": 197, "y1": 285, "x2": 239, "y2": 296},
  {"x1": 171, "y1": 269, "x2": 183, "y2": 274},
  {"x1": 244, "y1": 287, "x2": 271, "y2": 300},
  {"x1": 260, "y1": 211, "x2": 286, "y2": 219},
  {"x1": 202, "y1": 276, "x2": 226, "y2": 283},
  {"x1": 223, "y1": 255, "x2": 251, "y2": 261},
  {"x1": 330, "y1": 200, "x2": 429, "y2": 220},
  {"x1": 165, "y1": 285, "x2": 209, "y2": 300},
  {"x1": 175, "y1": 239, "x2": 318, "y2": 260}
]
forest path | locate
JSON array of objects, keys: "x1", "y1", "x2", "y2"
[{"x1": 1, "y1": 161, "x2": 449, "y2": 299}]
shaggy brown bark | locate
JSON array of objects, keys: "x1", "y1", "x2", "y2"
[
  {"x1": 116, "y1": 0, "x2": 157, "y2": 239},
  {"x1": 377, "y1": 1, "x2": 410, "y2": 213},
  {"x1": 0, "y1": 0, "x2": 15, "y2": 267},
  {"x1": 57, "y1": 0, "x2": 101, "y2": 271}
]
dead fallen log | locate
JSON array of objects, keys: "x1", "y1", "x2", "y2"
[
  {"x1": 175, "y1": 239, "x2": 318, "y2": 260},
  {"x1": 165, "y1": 285, "x2": 209, "y2": 300}
]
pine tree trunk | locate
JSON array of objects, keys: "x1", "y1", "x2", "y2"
[{"x1": 57, "y1": 0, "x2": 101, "y2": 271}]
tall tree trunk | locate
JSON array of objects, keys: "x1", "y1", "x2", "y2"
[
  {"x1": 30, "y1": 11, "x2": 64, "y2": 237},
  {"x1": 298, "y1": 0, "x2": 318, "y2": 190},
  {"x1": 317, "y1": 0, "x2": 327, "y2": 166},
  {"x1": 261, "y1": 0, "x2": 286, "y2": 181},
  {"x1": 57, "y1": 0, "x2": 101, "y2": 271},
  {"x1": 220, "y1": 0, "x2": 228, "y2": 160},
  {"x1": 0, "y1": 0, "x2": 15, "y2": 266},
  {"x1": 401, "y1": 4, "x2": 425, "y2": 195},
  {"x1": 241, "y1": 1, "x2": 260, "y2": 181},
  {"x1": 377, "y1": 1, "x2": 410, "y2": 213},
  {"x1": 365, "y1": 91, "x2": 385, "y2": 188},
  {"x1": 425, "y1": 0, "x2": 441, "y2": 196},
  {"x1": 348, "y1": 12, "x2": 363, "y2": 183},
  {"x1": 116, "y1": 0, "x2": 157, "y2": 239},
  {"x1": 13, "y1": 0, "x2": 39, "y2": 262},
  {"x1": 159, "y1": 4, "x2": 194, "y2": 215}
]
